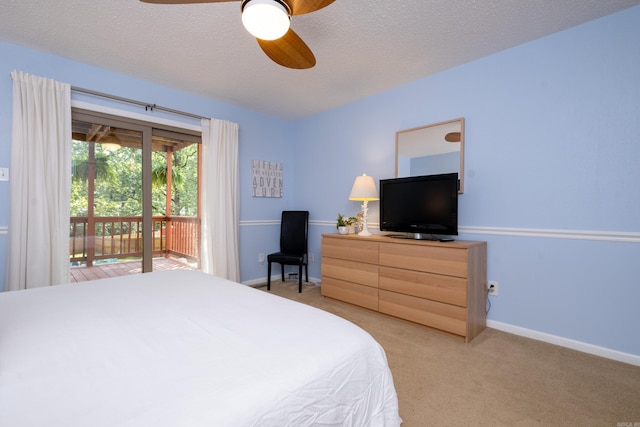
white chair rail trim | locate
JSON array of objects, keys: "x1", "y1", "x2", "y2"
[
  {"x1": 280, "y1": 221, "x2": 640, "y2": 244},
  {"x1": 460, "y1": 226, "x2": 640, "y2": 243},
  {"x1": 240, "y1": 220, "x2": 281, "y2": 227},
  {"x1": 1, "y1": 223, "x2": 636, "y2": 243}
]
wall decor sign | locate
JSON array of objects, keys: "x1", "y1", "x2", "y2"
[{"x1": 252, "y1": 160, "x2": 283, "y2": 198}]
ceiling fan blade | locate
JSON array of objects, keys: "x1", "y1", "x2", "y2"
[
  {"x1": 445, "y1": 132, "x2": 461, "y2": 142},
  {"x1": 139, "y1": 0, "x2": 237, "y2": 4},
  {"x1": 257, "y1": 28, "x2": 316, "y2": 69},
  {"x1": 286, "y1": 0, "x2": 335, "y2": 16}
]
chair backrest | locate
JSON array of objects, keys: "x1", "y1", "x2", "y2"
[{"x1": 280, "y1": 211, "x2": 309, "y2": 255}]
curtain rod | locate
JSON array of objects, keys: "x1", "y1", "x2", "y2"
[{"x1": 71, "y1": 86, "x2": 206, "y2": 121}]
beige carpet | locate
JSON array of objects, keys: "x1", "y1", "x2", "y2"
[{"x1": 260, "y1": 280, "x2": 640, "y2": 426}]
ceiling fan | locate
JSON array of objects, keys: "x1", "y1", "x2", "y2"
[{"x1": 140, "y1": 0, "x2": 336, "y2": 69}]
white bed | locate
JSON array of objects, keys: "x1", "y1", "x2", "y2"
[{"x1": 0, "y1": 270, "x2": 401, "y2": 426}]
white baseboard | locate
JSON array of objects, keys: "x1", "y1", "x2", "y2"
[{"x1": 487, "y1": 320, "x2": 640, "y2": 367}]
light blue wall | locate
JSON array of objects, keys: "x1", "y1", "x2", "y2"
[
  {"x1": 292, "y1": 6, "x2": 640, "y2": 357},
  {"x1": 1, "y1": 5, "x2": 639, "y2": 358}
]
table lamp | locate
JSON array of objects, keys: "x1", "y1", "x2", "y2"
[{"x1": 349, "y1": 173, "x2": 379, "y2": 237}]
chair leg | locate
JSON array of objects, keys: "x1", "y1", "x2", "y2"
[
  {"x1": 298, "y1": 263, "x2": 302, "y2": 293},
  {"x1": 305, "y1": 262, "x2": 308, "y2": 283},
  {"x1": 267, "y1": 261, "x2": 272, "y2": 291},
  {"x1": 281, "y1": 264, "x2": 285, "y2": 282}
]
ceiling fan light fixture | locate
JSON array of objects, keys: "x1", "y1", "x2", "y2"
[
  {"x1": 101, "y1": 142, "x2": 120, "y2": 152},
  {"x1": 241, "y1": 0, "x2": 291, "y2": 41}
]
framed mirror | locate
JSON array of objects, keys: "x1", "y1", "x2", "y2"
[{"x1": 396, "y1": 118, "x2": 464, "y2": 193}]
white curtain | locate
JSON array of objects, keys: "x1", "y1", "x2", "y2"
[
  {"x1": 6, "y1": 71, "x2": 72, "y2": 291},
  {"x1": 200, "y1": 118, "x2": 240, "y2": 281}
]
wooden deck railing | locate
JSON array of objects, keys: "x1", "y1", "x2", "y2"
[{"x1": 70, "y1": 216, "x2": 199, "y2": 266}]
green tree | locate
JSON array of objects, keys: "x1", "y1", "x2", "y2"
[
  {"x1": 151, "y1": 144, "x2": 198, "y2": 216},
  {"x1": 70, "y1": 140, "x2": 198, "y2": 218}
]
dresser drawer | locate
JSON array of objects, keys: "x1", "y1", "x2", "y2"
[
  {"x1": 322, "y1": 277, "x2": 378, "y2": 311},
  {"x1": 322, "y1": 257, "x2": 378, "y2": 288},
  {"x1": 379, "y1": 266, "x2": 467, "y2": 307},
  {"x1": 379, "y1": 289, "x2": 467, "y2": 337},
  {"x1": 379, "y1": 242, "x2": 468, "y2": 278},
  {"x1": 322, "y1": 237, "x2": 379, "y2": 264}
]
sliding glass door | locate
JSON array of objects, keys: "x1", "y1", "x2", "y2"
[{"x1": 69, "y1": 110, "x2": 201, "y2": 281}]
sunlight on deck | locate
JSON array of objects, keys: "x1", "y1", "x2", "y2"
[{"x1": 69, "y1": 258, "x2": 196, "y2": 283}]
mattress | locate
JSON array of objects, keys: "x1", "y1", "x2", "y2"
[{"x1": 0, "y1": 270, "x2": 400, "y2": 426}]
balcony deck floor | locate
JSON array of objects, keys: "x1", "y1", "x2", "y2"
[{"x1": 69, "y1": 257, "x2": 196, "y2": 283}]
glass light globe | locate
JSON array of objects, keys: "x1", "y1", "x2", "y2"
[{"x1": 242, "y1": 0, "x2": 291, "y2": 41}]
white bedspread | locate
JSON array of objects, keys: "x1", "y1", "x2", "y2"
[{"x1": 0, "y1": 270, "x2": 400, "y2": 426}]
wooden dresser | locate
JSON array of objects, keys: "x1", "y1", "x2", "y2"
[{"x1": 321, "y1": 234, "x2": 487, "y2": 342}]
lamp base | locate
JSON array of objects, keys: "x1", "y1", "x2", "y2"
[{"x1": 357, "y1": 200, "x2": 373, "y2": 237}]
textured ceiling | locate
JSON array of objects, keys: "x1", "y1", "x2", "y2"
[{"x1": 2, "y1": 0, "x2": 639, "y2": 119}]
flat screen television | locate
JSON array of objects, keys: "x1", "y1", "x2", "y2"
[{"x1": 379, "y1": 173, "x2": 458, "y2": 240}]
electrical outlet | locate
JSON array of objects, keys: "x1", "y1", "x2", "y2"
[
  {"x1": 0, "y1": 168, "x2": 8, "y2": 182},
  {"x1": 488, "y1": 280, "x2": 499, "y2": 296},
  {"x1": 309, "y1": 253, "x2": 314, "y2": 262},
  {"x1": 258, "y1": 253, "x2": 265, "y2": 263}
]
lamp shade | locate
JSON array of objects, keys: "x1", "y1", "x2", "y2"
[
  {"x1": 241, "y1": 0, "x2": 291, "y2": 41},
  {"x1": 349, "y1": 174, "x2": 379, "y2": 201}
]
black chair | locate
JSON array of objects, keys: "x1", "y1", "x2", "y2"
[{"x1": 267, "y1": 211, "x2": 309, "y2": 293}]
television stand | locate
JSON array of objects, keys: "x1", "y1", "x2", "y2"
[
  {"x1": 388, "y1": 233, "x2": 452, "y2": 241},
  {"x1": 413, "y1": 233, "x2": 436, "y2": 240}
]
